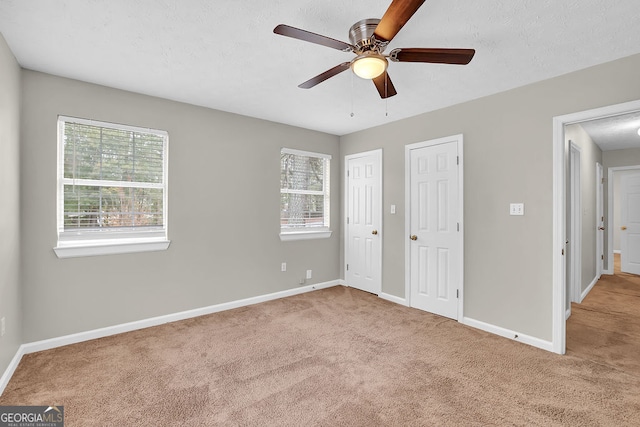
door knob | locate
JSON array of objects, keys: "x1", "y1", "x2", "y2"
[
  {"x1": 371, "y1": 230, "x2": 378, "y2": 235},
  {"x1": 410, "y1": 235, "x2": 418, "y2": 241},
  {"x1": 598, "y1": 227, "x2": 605, "y2": 231},
  {"x1": 622, "y1": 226, "x2": 627, "y2": 230}
]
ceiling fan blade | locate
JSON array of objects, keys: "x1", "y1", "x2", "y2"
[
  {"x1": 372, "y1": 72, "x2": 398, "y2": 99},
  {"x1": 274, "y1": 24, "x2": 354, "y2": 52},
  {"x1": 299, "y1": 62, "x2": 351, "y2": 89},
  {"x1": 374, "y1": 0, "x2": 426, "y2": 42},
  {"x1": 390, "y1": 48, "x2": 476, "y2": 64}
]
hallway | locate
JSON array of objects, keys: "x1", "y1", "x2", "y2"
[{"x1": 566, "y1": 254, "x2": 640, "y2": 374}]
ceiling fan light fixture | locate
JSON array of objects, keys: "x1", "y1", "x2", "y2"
[{"x1": 351, "y1": 53, "x2": 388, "y2": 80}]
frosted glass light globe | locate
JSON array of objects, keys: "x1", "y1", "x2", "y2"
[{"x1": 352, "y1": 54, "x2": 388, "y2": 80}]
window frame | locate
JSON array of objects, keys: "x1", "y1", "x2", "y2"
[
  {"x1": 54, "y1": 116, "x2": 170, "y2": 258},
  {"x1": 279, "y1": 148, "x2": 332, "y2": 241}
]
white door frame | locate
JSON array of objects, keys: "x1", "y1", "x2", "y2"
[
  {"x1": 608, "y1": 166, "x2": 640, "y2": 275},
  {"x1": 568, "y1": 141, "x2": 582, "y2": 306},
  {"x1": 344, "y1": 149, "x2": 383, "y2": 294},
  {"x1": 404, "y1": 134, "x2": 464, "y2": 320},
  {"x1": 552, "y1": 99, "x2": 640, "y2": 355}
]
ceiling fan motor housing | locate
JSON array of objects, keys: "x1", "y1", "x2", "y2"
[{"x1": 349, "y1": 19, "x2": 387, "y2": 53}]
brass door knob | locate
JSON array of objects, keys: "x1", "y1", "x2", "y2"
[
  {"x1": 410, "y1": 235, "x2": 418, "y2": 241},
  {"x1": 622, "y1": 226, "x2": 627, "y2": 230},
  {"x1": 371, "y1": 230, "x2": 378, "y2": 235}
]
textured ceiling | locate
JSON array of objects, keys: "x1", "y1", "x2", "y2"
[
  {"x1": 1, "y1": 0, "x2": 639, "y2": 136},
  {"x1": 580, "y1": 112, "x2": 640, "y2": 152}
]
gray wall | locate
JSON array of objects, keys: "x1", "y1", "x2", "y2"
[
  {"x1": 340, "y1": 53, "x2": 640, "y2": 342},
  {"x1": 21, "y1": 70, "x2": 340, "y2": 342},
  {"x1": 565, "y1": 124, "x2": 602, "y2": 293},
  {"x1": 0, "y1": 34, "x2": 22, "y2": 376}
]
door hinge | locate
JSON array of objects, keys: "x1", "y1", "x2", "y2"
[
  {"x1": 456, "y1": 289, "x2": 459, "y2": 298},
  {"x1": 457, "y1": 156, "x2": 459, "y2": 165},
  {"x1": 457, "y1": 223, "x2": 460, "y2": 232},
  {"x1": 347, "y1": 217, "x2": 349, "y2": 224},
  {"x1": 347, "y1": 170, "x2": 350, "y2": 177},
  {"x1": 346, "y1": 264, "x2": 349, "y2": 271},
  {"x1": 602, "y1": 177, "x2": 605, "y2": 184},
  {"x1": 562, "y1": 249, "x2": 565, "y2": 256},
  {"x1": 601, "y1": 254, "x2": 604, "y2": 260}
]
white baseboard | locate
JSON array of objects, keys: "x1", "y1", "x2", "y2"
[
  {"x1": 1, "y1": 280, "x2": 340, "y2": 395},
  {"x1": 0, "y1": 346, "x2": 26, "y2": 396},
  {"x1": 580, "y1": 275, "x2": 599, "y2": 302},
  {"x1": 22, "y1": 280, "x2": 340, "y2": 355},
  {"x1": 3, "y1": 280, "x2": 559, "y2": 395},
  {"x1": 337, "y1": 280, "x2": 408, "y2": 307},
  {"x1": 378, "y1": 292, "x2": 409, "y2": 306},
  {"x1": 461, "y1": 316, "x2": 554, "y2": 353}
]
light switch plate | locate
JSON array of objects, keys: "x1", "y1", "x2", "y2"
[
  {"x1": 510, "y1": 203, "x2": 524, "y2": 216},
  {"x1": 390, "y1": 204, "x2": 396, "y2": 214}
]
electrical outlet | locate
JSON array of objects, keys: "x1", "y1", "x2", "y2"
[
  {"x1": 281, "y1": 262, "x2": 287, "y2": 272},
  {"x1": 306, "y1": 270, "x2": 312, "y2": 279},
  {"x1": 1, "y1": 317, "x2": 5, "y2": 337}
]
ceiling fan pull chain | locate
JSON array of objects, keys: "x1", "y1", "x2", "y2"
[
  {"x1": 350, "y1": 72, "x2": 355, "y2": 117},
  {"x1": 385, "y1": 72, "x2": 389, "y2": 116}
]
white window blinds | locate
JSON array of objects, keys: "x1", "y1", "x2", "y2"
[
  {"x1": 280, "y1": 148, "x2": 330, "y2": 230},
  {"x1": 57, "y1": 116, "x2": 168, "y2": 243}
]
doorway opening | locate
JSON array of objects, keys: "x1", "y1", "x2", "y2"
[
  {"x1": 609, "y1": 166, "x2": 640, "y2": 275},
  {"x1": 553, "y1": 99, "x2": 640, "y2": 354}
]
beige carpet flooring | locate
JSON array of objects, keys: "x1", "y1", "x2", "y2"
[
  {"x1": 2, "y1": 278, "x2": 640, "y2": 426},
  {"x1": 566, "y1": 254, "x2": 640, "y2": 375}
]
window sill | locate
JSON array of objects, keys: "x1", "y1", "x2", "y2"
[
  {"x1": 279, "y1": 230, "x2": 332, "y2": 241},
  {"x1": 54, "y1": 239, "x2": 171, "y2": 259}
]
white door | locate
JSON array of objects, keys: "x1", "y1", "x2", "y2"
[
  {"x1": 568, "y1": 142, "x2": 582, "y2": 305},
  {"x1": 407, "y1": 137, "x2": 462, "y2": 320},
  {"x1": 620, "y1": 173, "x2": 640, "y2": 275},
  {"x1": 596, "y1": 163, "x2": 604, "y2": 278},
  {"x1": 346, "y1": 150, "x2": 382, "y2": 294}
]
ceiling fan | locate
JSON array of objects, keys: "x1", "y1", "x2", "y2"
[{"x1": 273, "y1": 0, "x2": 475, "y2": 99}]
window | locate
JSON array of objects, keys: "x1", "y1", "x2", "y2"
[
  {"x1": 54, "y1": 116, "x2": 170, "y2": 258},
  {"x1": 280, "y1": 148, "x2": 331, "y2": 241}
]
